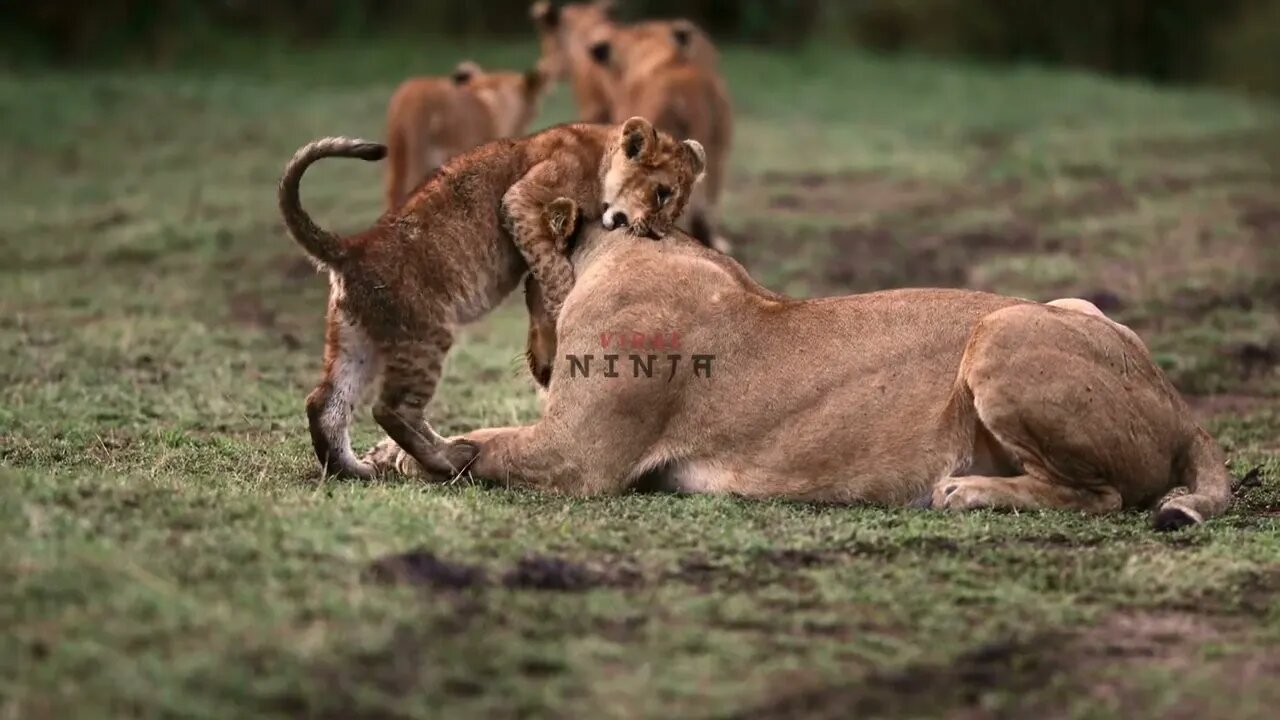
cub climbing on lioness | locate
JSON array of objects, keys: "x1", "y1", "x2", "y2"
[
  {"x1": 384, "y1": 61, "x2": 549, "y2": 210},
  {"x1": 278, "y1": 118, "x2": 706, "y2": 480}
]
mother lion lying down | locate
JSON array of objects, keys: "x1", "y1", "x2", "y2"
[{"x1": 372, "y1": 197, "x2": 1232, "y2": 530}]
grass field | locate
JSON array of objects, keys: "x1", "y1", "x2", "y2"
[{"x1": 2, "y1": 38, "x2": 1280, "y2": 719}]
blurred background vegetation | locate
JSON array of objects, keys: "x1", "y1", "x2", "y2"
[{"x1": 3, "y1": 0, "x2": 1279, "y2": 94}]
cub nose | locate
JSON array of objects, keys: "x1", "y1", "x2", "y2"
[{"x1": 603, "y1": 208, "x2": 629, "y2": 230}]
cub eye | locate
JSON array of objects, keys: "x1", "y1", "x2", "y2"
[{"x1": 655, "y1": 185, "x2": 672, "y2": 207}]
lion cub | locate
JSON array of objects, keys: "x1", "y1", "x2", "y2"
[
  {"x1": 385, "y1": 61, "x2": 548, "y2": 210},
  {"x1": 278, "y1": 118, "x2": 705, "y2": 479},
  {"x1": 589, "y1": 20, "x2": 732, "y2": 251}
]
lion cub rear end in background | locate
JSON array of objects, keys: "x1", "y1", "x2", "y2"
[
  {"x1": 278, "y1": 118, "x2": 706, "y2": 481},
  {"x1": 385, "y1": 61, "x2": 549, "y2": 210}
]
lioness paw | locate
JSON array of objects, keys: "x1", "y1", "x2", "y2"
[
  {"x1": 363, "y1": 437, "x2": 404, "y2": 473},
  {"x1": 932, "y1": 481, "x2": 992, "y2": 510}
]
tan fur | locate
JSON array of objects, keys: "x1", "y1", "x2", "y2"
[
  {"x1": 590, "y1": 20, "x2": 733, "y2": 250},
  {"x1": 277, "y1": 121, "x2": 705, "y2": 480},
  {"x1": 385, "y1": 201, "x2": 1232, "y2": 531},
  {"x1": 384, "y1": 62, "x2": 548, "y2": 210},
  {"x1": 530, "y1": 1, "x2": 616, "y2": 122}
]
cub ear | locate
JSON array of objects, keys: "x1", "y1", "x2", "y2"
[
  {"x1": 682, "y1": 139, "x2": 706, "y2": 182},
  {"x1": 544, "y1": 197, "x2": 582, "y2": 246},
  {"x1": 620, "y1": 116, "x2": 657, "y2": 160},
  {"x1": 594, "y1": 0, "x2": 617, "y2": 14},
  {"x1": 451, "y1": 60, "x2": 482, "y2": 85},
  {"x1": 588, "y1": 39, "x2": 611, "y2": 66},
  {"x1": 530, "y1": 1, "x2": 560, "y2": 28},
  {"x1": 671, "y1": 19, "x2": 696, "y2": 49}
]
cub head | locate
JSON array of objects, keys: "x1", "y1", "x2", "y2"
[
  {"x1": 453, "y1": 60, "x2": 550, "y2": 138},
  {"x1": 530, "y1": 1, "x2": 616, "y2": 81},
  {"x1": 523, "y1": 197, "x2": 582, "y2": 388},
  {"x1": 600, "y1": 117, "x2": 706, "y2": 238}
]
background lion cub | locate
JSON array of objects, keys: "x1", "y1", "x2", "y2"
[
  {"x1": 278, "y1": 118, "x2": 705, "y2": 481},
  {"x1": 589, "y1": 20, "x2": 733, "y2": 251},
  {"x1": 385, "y1": 61, "x2": 548, "y2": 210}
]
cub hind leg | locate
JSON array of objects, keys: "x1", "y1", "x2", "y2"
[
  {"x1": 306, "y1": 304, "x2": 380, "y2": 479},
  {"x1": 371, "y1": 329, "x2": 478, "y2": 478}
]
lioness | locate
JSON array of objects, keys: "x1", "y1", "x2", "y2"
[
  {"x1": 385, "y1": 198, "x2": 1232, "y2": 531},
  {"x1": 530, "y1": 0, "x2": 616, "y2": 122},
  {"x1": 589, "y1": 20, "x2": 732, "y2": 251},
  {"x1": 384, "y1": 61, "x2": 548, "y2": 210},
  {"x1": 278, "y1": 120, "x2": 706, "y2": 480},
  {"x1": 531, "y1": 3, "x2": 720, "y2": 124}
]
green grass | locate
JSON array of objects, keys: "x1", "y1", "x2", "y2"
[{"x1": 3, "y1": 38, "x2": 1280, "y2": 719}]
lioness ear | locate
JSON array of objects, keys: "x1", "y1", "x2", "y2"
[
  {"x1": 524, "y1": 68, "x2": 547, "y2": 94},
  {"x1": 620, "y1": 117, "x2": 656, "y2": 160},
  {"x1": 588, "y1": 39, "x2": 611, "y2": 66},
  {"x1": 671, "y1": 20, "x2": 696, "y2": 49},
  {"x1": 530, "y1": 1, "x2": 559, "y2": 28},
  {"x1": 451, "y1": 60, "x2": 481, "y2": 85},
  {"x1": 682, "y1": 139, "x2": 706, "y2": 182}
]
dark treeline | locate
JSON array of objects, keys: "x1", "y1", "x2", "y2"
[{"x1": 4, "y1": 0, "x2": 1277, "y2": 92}]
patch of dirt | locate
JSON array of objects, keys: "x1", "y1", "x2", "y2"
[
  {"x1": 274, "y1": 255, "x2": 323, "y2": 282},
  {"x1": 1078, "y1": 289, "x2": 1125, "y2": 312},
  {"x1": 1228, "y1": 340, "x2": 1280, "y2": 381},
  {"x1": 226, "y1": 291, "x2": 303, "y2": 350},
  {"x1": 1235, "y1": 568, "x2": 1280, "y2": 615},
  {"x1": 366, "y1": 551, "x2": 642, "y2": 593},
  {"x1": 1165, "y1": 286, "x2": 1261, "y2": 318},
  {"x1": 228, "y1": 292, "x2": 279, "y2": 330},
  {"x1": 760, "y1": 173, "x2": 955, "y2": 217},
  {"x1": 1239, "y1": 203, "x2": 1280, "y2": 235},
  {"x1": 364, "y1": 550, "x2": 488, "y2": 589},
  {"x1": 1026, "y1": 179, "x2": 1137, "y2": 222},
  {"x1": 732, "y1": 637, "x2": 1058, "y2": 719},
  {"x1": 735, "y1": 611, "x2": 1280, "y2": 720},
  {"x1": 821, "y1": 223, "x2": 1038, "y2": 292},
  {"x1": 501, "y1": 555, "x2": 606, "y2": 592}
]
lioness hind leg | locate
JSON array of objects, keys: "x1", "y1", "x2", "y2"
[
  {"x1": 934, "y1": 473, "x2": 1121, "y2": 513},
  {"x1": 1152, "y1": 429, "x2": 1233, "y2": 530}
]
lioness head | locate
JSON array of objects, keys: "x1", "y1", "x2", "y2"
[
  {"x1": 530, "y1": 1, "x2": 616, "y2": 81},
  {"x1": 600, "y1": 117, "x2": 705, "y2": 238},
  {"x1": 452, "y1": 61, "x2": 550, "y2": 138},
  {"x1": 524, "y1": 197, "x2": 584, "y2": 387},
  {"x1": 586, "y1": 19, "x2": 710, "y2": 77}
]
